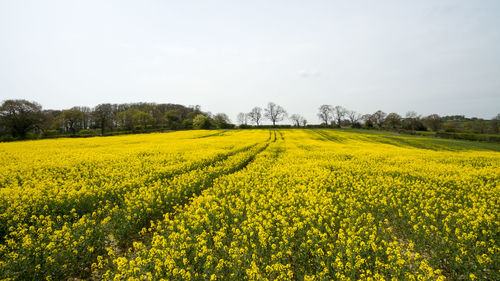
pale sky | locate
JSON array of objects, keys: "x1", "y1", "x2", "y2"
[{"x1": 1, "y1": 0, "x2": 499, "y2": 124}]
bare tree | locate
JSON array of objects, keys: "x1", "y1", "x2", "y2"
[
  {"x1": 333, "y1": 106, "x2": 347, "y2": 126},
  {"x1": 346, "y1": 110, "x2": 361, "y2": 126},
  {"x1": 236, "y1": 112, "x2": 248, "y2": 125},
  {"x1": 248, "y1": 107, "x2": 263, "y2": 126},
  {"x1": 80, "y1": 106, "x2": 91, "y2": 129},
  {"x1": 362, "y1": 114, "x2": 374, "y2": 128},
  {"x1": 213, "y1": 113, "x2": 232, "y2": 129},
  {"x1": 302, "y1": 118, "x2": 307, "y2": 127},
  {"x1": 264, "y1": 102, "x2": 287, "y2": 126},
  {"x1": 371, "y1": 110, "x2": 387, "y2": 128},
  {"x1": 317, "y1": 104, "x2": 333, "y2": 126},
  {"x1": 290, "y1": 114, "x2": 305, "y2": 127},
  {"x1": 403, "y1": 111, "x2": 422, "y2": 131}
]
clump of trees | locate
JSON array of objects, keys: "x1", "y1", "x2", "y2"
[
  {"x1": 0, "y1": 100, "x2": 44, "y2": 138},
  {"x1": 237, "y1": 102, "x2": 307, "y2": 128},
  {"x1": 314, "y1": 104, "x2": 499, "y2": 136},
  {"x1": 0, "y1": 100, "x2": 235, "y2": 141},
  {"x1": 317, "y1": 104, "x2": 359, "y2": 127}
]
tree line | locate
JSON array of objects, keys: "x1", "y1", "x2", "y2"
[
  {"x1": 0, "y1": 100, "x2": 232, "y2": 141},
  {"x1": 237, "y1": 103, "x2": 500, "y2": 134},
  {"x1": 1, "y1": 99, "x2": 499, "y2": 141}
]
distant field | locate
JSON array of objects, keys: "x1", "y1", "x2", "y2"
[{"x1": 0, "y1": 129, "x2": 498, "y2": 280}]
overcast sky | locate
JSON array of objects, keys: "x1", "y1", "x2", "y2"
[{"x1": 1, "y1": 0, "x2": 499, "y2": 123}]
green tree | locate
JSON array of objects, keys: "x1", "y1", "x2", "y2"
[
  {"x1": 181, "y1": 119, "x2": 193, "y2": 129},
  {"x1": 489, "y1": 114, "x2": 500, "y2": 134},
  {"x1": 471, "y1": 119, "x2": 488, "y2": 134},
  {"x1": 384, "y1": 113, "x2": 402, "y2": 129},
  {"x1": 423, "y1": 114, "x2": 442, "y2": 132},
  {"x1": 115, "y1": 108, "x2": 138, "y2": 130},
  {"x1": 165, "y1": 110, "x2": 181, "y2": 129},
  {"x1": 193, "y1": 114, "x2": 213, "y2": 129},
  {"x1": 61, "y1": 109, "x2": 83, "y2": 134},
  {"x1": 133, "y1": 111, "x2": 153, "y2": 129},
  {"x1": 0, "y1": 99, "x2": 43, "y2": 138},
  {"x1": 92, "y1": 104, "x2": 114, "y2": 135}
]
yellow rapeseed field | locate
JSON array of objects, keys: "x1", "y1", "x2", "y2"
[{"x1": 0, "y1": 129, "x2": 498, "y2": 280}]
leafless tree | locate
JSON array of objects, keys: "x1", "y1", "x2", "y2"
[
  {"x1": 248, "y1": 107, "x2": 263, "y2": 126},
  {"x1": 213, "y1": 113, "x2": 232, "y2": 129},
  {"x1": 362, "y1": 114, "x2": 375, "y2": 127},
  {"x1": 237, "y1": 112, "x2": 248, "y2": 125},
  {"x1": 346, "y1": 110, "x2": 361, "y2": 126},
  {"x1": 290, "y1": 114, "x2": 305, "y2": 127},
  {"x1": 333, "y1": 106, "x2": 347, "y2": 126},
  {"x1": 302, "y1": 119, "x2": 307, "y2": 127},
  {"x1": 371, "y1": 110, "x2": 387, "y2": 128},
  {"x1": 264, "y1": 102, "x2": 287, "y2": 126},
  {"x1": 404, "y1": 111, "x2": 422, "y2": 131},
  {"x1": 317, "y1": 104, "x2": 333, "y2": 126},
  {"x1": 80, "y1": 106, "x2": 92, "y2": 129}
]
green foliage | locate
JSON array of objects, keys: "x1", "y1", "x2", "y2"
[
  {"x1": 78, "y1": 129, "x2": 95, "y2": 136},
  {"x1": 41, "y1": 130, "x2": 59, "y2": 138},
  {"x1": 0, "y1": 99, "x2": 44, "y2": 138},
  {"x1": 192, "y1": 114, "x2": 213, "y2": 129},
  {"x1": 132, "y1": 111, "x2": 153, "y2": 129},
  {"x1": 435, "y1": 132, "x2": 500, "y2": 143},
  {"x1": 181, "y1": 119, "x2": 193, "y2": 129},
  {"x1": 213, "y1": 113, "x2": 233, "y2": 129},
  {"x1": 0, "y1": 134, "x2": 14, "y2": 142},
  {"x1": 60, "y1": 109, "x2": 84, "y2": 134}
]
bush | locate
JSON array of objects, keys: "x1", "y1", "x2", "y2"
[
  {"x1": 457, "y1": 133, "x2": 488, "y2": 142},
  {"x1": 25, "y1": 132, "x2": 38, "y2": 140},
  {"x1": 42, "y1": 130, "x2": 59, "y2": 138},
  {"x1": 78, "y1": 129, "x2": 95, "y2": 136},
  {"x1": 435, "y1": 132, "x2": 500, "y2": 143},
  {"x1": 192, "y1": 115, "x2": 212, "y2": 129},
  {"x1": 488, "y1": 135, "x2": 500, "y2": 143},
  {"x1": 181, "y1": 119, "x2": 193, "y2": 129},
  {"x1": 0, "y1": 134, "x2": 15, "y2": 142}
]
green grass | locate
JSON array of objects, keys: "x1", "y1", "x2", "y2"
[{"x1": 325, "y1": 128, "x2": 500, "y2": 152}]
